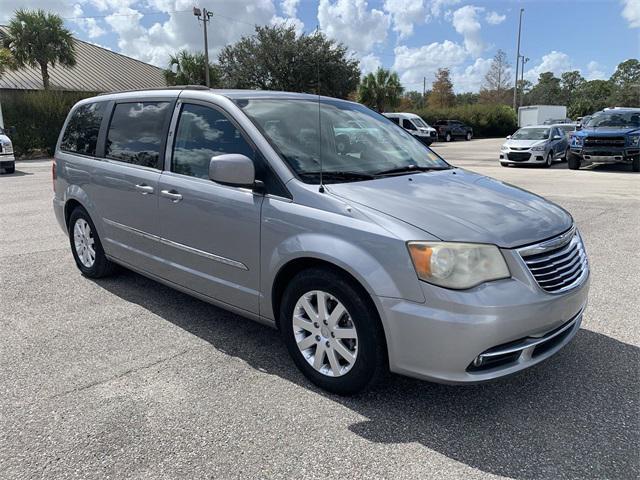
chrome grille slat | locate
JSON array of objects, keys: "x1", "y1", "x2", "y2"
[{"x1": 519, "y1": 229, "x2": 589, "y2": 293}]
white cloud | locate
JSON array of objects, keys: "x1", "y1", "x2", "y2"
[
  {"x1": 451, "y1": 57, "x2": 495, "y2": 92},
  {"x1": 383, "y1": 0, "x2": 425, "y2": 39},
  {"x1": 425, "y1": 0, "x2": 462, "y2": 22},
  {"x1": 393, "y1": 40, "x2": 467, "y2": 87},
  {"x1": 524, "y1": 50, "x2": 573, "y2": 82},
  {"x1": 621, "y1": 0, "x2": 640, "y2": 27},
  {"x1": 281, "y1": 0, "x2": 300, "y2": 17},
  {"x1": 100, "y1": 0, "x2": 276, "y2": 67},
  {"x1": 585, "y1": 60, "x2": 607, "y2": 80},
  {"x1": 485, "y1": 11, "x2": 506, "y2": 25},
  {"x1": 451, "y1": 5, "x2": 485, "y2": 56},
  {"x1": 270, "y1": 15, "x2": 305, "y2": 35},
  {"x1": 318, "y1": 0, "x2": 390, "y2": 54},
  {"x1": 360, "y1": 53, "x2": 382, "y2": 74}
]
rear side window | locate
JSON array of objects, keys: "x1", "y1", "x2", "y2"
[
  {"x1": 106, "y1": 102, "x2": 171, "y2": 169},
  {"x1": 387, "y1": 117, "x2": 399, "y2": 125},
  {"x1": 60, "y1": 102, "x2": 107, "y2": 156}
]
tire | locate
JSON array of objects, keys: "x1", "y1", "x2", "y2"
[
  {"x1": 279, "y1": 268, "x2": 387, "y2": 395},
  {"x1": 632, "y1": 156, "x2": 639, "y2": 172},
  {"x1": 5, "y1": 164, "x2": 15, "y2": 174},
  {"x1": 544, "y1": 152, "x2": 553, "y2": 168},
  {"x1": 465, "y1": 131, "x2": 472, "y2": 141},
  {"x1": 568, "y1": 152, "x2": 581, "y2": 170},
  {"x1": 500, "y1": 162, "x2": 510, "y2": 167},
  {"x1": 68, "y1": 206, "x2": 117, "y2": 278},
  {"x1": 445, "y1": 132, "x2": 452, "y2": 142},
  {"x1": 562, "y1": 147, "x2": 570, "y2": 162}
]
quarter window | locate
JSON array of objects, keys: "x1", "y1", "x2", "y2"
[
  {"x1": 106, "y1": 102, "x2": 171, "y2": 169},
  {"x1": 172, "y1": 103, "x2": 254, "y2": 179},
  {"x1": 60, "y1": 102, "x2": 107, "y2": 156}
]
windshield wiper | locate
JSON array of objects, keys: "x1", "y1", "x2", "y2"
[
  {"x1": 374, "y1": 165, "x2": 450, "y2": 177},
  {"x1": 297, "y1": 170, "x2": 376, "y2": 182}
]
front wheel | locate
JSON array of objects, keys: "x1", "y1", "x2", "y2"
[
  {"x1": 544, "y1": 152, "x2": 553, "y2": 168},
  {"x1": 465, "y1": 132, "x2": 472, "y2": 141},
  {"x1": 445, "y1": 132, "x2": 452, "y2": 142},
  {"x1": 2, "y1": 162, "x2": 15, "y2": 174},
  {"x1": 68, "y1": 207, "x2": 117, "y2": 278},
  {"x1": 280, "y1": 268, "x2": 386, "y2": 395},
  {"x1": 568, "y1": 153, "x2": 581, "y2": 170}
]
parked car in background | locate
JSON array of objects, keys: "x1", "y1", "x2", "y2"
[
  {"x1": 568, "y1": 108, "x2": 640, "y2": 171},
  {"x1": 500, "y1": 125, "x2": 569, "y2": 167},
  {"x1": 0, "y1": 126, "x2": 16, "y2": 174},
  {"x1": 554, "y1": 123, "x2": 578, "y2": 160},
  {"x1": 383, "y1": 112, "x2": 437, "y2": 145},
  {"x1": 434, "y1": 119, "x2": 473, "y2": 142},
  {"x1": 518, "y1": 105, "x2": 567, "y2": 127},
  {"x1": 53, "y1": 88, "x2": 589, "y2": 395}
]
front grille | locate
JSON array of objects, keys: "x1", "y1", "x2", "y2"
[
  {"x1": 519, "y1": 228, "x2": 588, "y2": 293},
  {"x1": 584, "y1": 136, "x2": 625, "y2": 147},
  {"x1": 507, "y1": 152, "x2": 531, "y2": 161}
]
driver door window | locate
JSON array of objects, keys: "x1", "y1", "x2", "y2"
[{"x1": 402, "y1": 119, "x2": 416, "y2": 130}]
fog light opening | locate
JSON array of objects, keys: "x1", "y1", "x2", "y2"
[{"x1": 473, "y1": 356, "x2": 483, "y2": 367}]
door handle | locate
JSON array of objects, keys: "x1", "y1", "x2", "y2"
[
  {"x1": 135, "y1": 184, "x2": 154, "y2": 195},
  {"x1": 160, "y1": 189, "x2": 183, "y2": 202}
]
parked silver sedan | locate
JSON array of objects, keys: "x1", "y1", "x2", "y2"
[{"x1": 500, "y1": 125, "x2": 569, "y2": 167}]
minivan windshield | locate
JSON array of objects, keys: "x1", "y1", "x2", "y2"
[
  {"x1": 585, "y1": 111, "x2": 640, "y2": 128},
  {"x1": 238, "y1": 98, "x2": 450, "y2": 183},
  {"x1": 511, "y1": 127, "x2": 550, "y2": 140}
]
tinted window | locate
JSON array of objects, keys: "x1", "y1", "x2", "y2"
[
  {"x1": 402, "y1": 119, "x2": 416, "y2": 130},
  {"x1": 106, "y1": 102, "x2": 171, "y2": 168},
  {"x1": 173, "y1": 104, "x2": 254, "y2": 179},
  {"x1": 388, "y1": 117, "x2": 399, "y2": 125},
  {"x1": 60, "y1": 102, "x2": 107, "y2": 156}
]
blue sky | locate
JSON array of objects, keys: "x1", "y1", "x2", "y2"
[{"x1": 1, "y1": 0, "x2": 638, "y2": 92}]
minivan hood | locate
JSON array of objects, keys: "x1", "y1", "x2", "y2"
[{"x1": 327, "y1": 169, "x2": 572, "y2": 248}]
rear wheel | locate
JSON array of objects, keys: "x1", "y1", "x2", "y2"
[
  {"x1": 279, "y1": 268, "x2": 386, "y2": 395},
  {"x1": 632, "y1": 156, "x2": 639, "y2": 172},
  {"x1": 68, "y1": 207, "x2": 117, "y2": 278},
  {"x1": 562, "y1": 147, "x2": 570, "y2": 162},
  {"x1": 465, "y1": 131, "x2": 472, "y2": 141},
  {"x1": 568, "y1": 153, "x2": 581, "y2": 170}
]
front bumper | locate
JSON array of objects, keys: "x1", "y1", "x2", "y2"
[
  {"x1": 378, "y1": 253, "x2": 589, "y2": 384},
  {"x1": 0, "y1": 153, "x2": 15, "y2": 163},
  {"x1": 571, "y1": 147, "x2": 638, "y2": 164},
  {"x1": 500, "y1": 149, "x2": 546, "y2": 164}
]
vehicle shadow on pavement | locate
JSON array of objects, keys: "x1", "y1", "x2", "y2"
[
  {"x1": 0, "y1": 170, "x2": 33, "y2": 177},
  {"x1": 94, "y1": 270, "x2": 639, "y2": 480}
]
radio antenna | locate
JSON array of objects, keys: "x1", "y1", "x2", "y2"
[{"x1": 316, "y1": 23, "x2": 324, "y2": 193}]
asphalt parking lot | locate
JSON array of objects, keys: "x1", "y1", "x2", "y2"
[{"x1": 1, "y1": 138, "x2": 638, "y2": 479}]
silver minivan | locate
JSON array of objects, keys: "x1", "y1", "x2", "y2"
[{"x1": 53, "y1": 88, "x2": 590, "y2": 394}]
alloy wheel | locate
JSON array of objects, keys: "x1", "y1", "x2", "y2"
[
  {"x1": 292, "y1": 290, "x2": 358, "y2": 377},
  {"x1": 73, "y1": 218, "x2": 96, "y2": 268}
]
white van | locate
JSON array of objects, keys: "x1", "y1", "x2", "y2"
[
  {"x1": 0, "y1": 127, "x2": 15, "y2": 174},
  {"x1": 383, "y1": 112, "x2": 437, "y2": 145}
]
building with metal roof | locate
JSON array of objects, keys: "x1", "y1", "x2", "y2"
[{"x1": 0, "y1": 26, "x2": 166, "y2": 92}]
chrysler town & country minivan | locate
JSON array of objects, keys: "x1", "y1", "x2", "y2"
[{"x1": 53, "y1": 87, "x2": 590, "y2": 394}]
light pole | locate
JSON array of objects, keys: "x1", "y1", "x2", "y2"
[
  {"x1": 512, "y1": 8, "x2": 524, "y2": 112},
  {"x1": 519, "y1": 55, "x2": 529, "y2": 107},
  {"x1": 193, "y1": 6, "x2": 213, "y2": 87}
]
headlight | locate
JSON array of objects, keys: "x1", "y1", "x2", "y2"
[
  {"x1": 407, "y1": 242, "x2": 510, "y2": 289},
  {"x1": 628, "y1": 135, "x2": 640, "y2": 147},
  {"x1": 530, "y1": 144, "x2": 545, "y2": 151},
  {"x1": 500, "y1": 144, "x2": 509, "y2": 151}
]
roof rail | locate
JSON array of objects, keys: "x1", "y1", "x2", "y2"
[{"x1": 97, "y1": 85, "x2": 210, "y2": 96}]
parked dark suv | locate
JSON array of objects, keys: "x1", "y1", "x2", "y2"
[{"x1": 435, "y1": 120, "x2": 473, "y2": 142}]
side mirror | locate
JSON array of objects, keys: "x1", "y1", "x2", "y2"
[
  {"x1": 506, "y1": 135, "x2": 512, "y2": 139},
  {"x1": 209, "y1": 154, "x2": 257, "y2": 188},
  {"x1": 553, "y1": 135, "x2": 562, "y2": 140}
]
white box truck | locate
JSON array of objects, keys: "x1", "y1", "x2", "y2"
[{"x1": 518, "y1": 105, "x2": 567, "y2": 126}]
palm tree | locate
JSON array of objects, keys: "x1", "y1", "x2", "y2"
[
  {"x1": 1, "y1": 9, "x2": 76, "y2": 89},
  {"x1": 164, "y1": 50, "x2": 221, "y2": 87},
  {"x1": 357, "y1": 68, "x2": 404, "y2": 112}
]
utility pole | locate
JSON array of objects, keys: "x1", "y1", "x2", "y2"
[
  {"x1": 423, "y1": 76, "x2": 426, "y2": 106},
  {"x1": 193, "y1": 6, "x2": 213, "y2": 87},
  {"x1": 512, "y1": 8, "x2": 524, "y2": 112},
  {"x1": 519, "y1": 56, "x2": 529, "y2": 108}
]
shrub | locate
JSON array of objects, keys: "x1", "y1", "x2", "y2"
[
  {"x1": 1, "y1": 90, "x2": 97, "y2": 158},
  {"x1": 412, "y1": 104, "x2": 517, "y2": 137}
]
